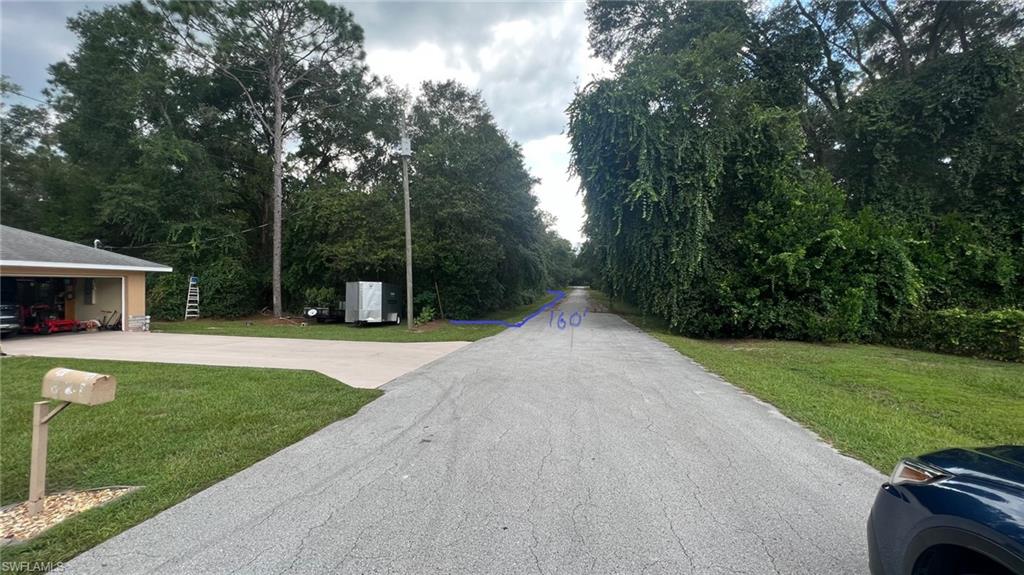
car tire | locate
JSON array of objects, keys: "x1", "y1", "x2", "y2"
[{"x1": 914, "y1": 546, "x2": 1014, "y2": 575}]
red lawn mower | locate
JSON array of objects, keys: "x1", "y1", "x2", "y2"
[{"x1": 20, "y1": 304, "x2": 83, "y2": 335}]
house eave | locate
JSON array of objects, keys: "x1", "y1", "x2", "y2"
[{"x1": 0, "y1": 260, "x2": 174, "y2": 273}]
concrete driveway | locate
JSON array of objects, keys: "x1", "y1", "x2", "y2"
[
  {"x1": 60, "y1": 288, "x2": 883, "y2": 574},
  {"x1": 0, "y1": 331, "x2": 468, "y2": 389}
]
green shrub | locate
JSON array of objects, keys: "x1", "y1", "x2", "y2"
[
  {"x1": 415, "y1": 305, "x2": 437, "y2": 325},
  {"x1": 148, "y1": 258, "x2": 262, "y2": 320},
  {"x1": 887, "y1": 308, "x2": 1024, "y2": 362},
  {"x1": 303, "y1": 287, "x2": 340, "y2": 307}
]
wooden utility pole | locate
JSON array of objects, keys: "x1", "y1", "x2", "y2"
[
  {"x1": 401, "y1": 114, "x2": 414, "y2": 330},
  {"x1": 271, "y1": 60, "x2": 285, "y2": 318}
]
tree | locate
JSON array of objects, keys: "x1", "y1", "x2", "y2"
[
  {"x1": 3, "y1": 3, "x2": 578, "y2": 321},
  {"x1": 283, "y1": 180, "x2": 404, "y2": 301},
  {"x1": 408, "y1": 81, "x2": 550, "y2": 316},
  {"x1": 41, "y1": 2, "x2": 273, "y2": 318},
  {"x1": 1, "y1": 78, "x2": 57, "y2": 231},
  {"x1": 156, "y1": 0, "x2": 370, "y2": 316},
  {"x1": 573, "y1": 0, "x2": 1023, "y2": 342}
]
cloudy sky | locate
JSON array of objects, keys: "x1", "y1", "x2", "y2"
[{"x1": 0, "y1": 1, "x2": 607, "y2": 245}]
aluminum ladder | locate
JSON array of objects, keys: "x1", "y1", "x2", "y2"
[{"x1": 184, "y1": 276, "x2": 200, "y2": 319}]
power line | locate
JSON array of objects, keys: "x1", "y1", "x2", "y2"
[
  {"x1": 100, "y1": 222, "x2": 272, "y2": 251},
  {"x1": 101, "y1": 188, "x2": 367, "y2": 254},
  {"x1": 3, "y1": 89, "x2": 48, "y2": 107},
  {"x1": 2, "y1": 88, "x2": 279, "y2": 253},
  {"x1": 2, "y1": 88, "x2": 278, "y2": 177},
  {"x1": 3, "y1": 88, "x2": 356, "y2": 253}
]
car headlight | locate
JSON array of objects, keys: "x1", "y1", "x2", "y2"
[
  {"x1": 306, "y1": 308, "x2": 318, "y2": 317},
  {"x1": 890, "y1": 459, "x2": 949, "y2": 486}
]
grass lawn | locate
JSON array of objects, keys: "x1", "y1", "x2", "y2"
[
  {"x1": 0, "y1": 357, "x2": 381, "y2": 567},
  {"x1": 593, "y1": 291, "x2": 1024, "y2": 473},
  {"x1": 150, "y1": 296, "x2": 557, "y2": 343}
]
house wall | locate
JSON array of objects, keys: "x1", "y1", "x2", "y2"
[
  {"x1": 124, "y1": 272, "x2": 147, "y2": 320},
  {"x1": 74, "y1": 277, "x2": 122, "y2": 323}
]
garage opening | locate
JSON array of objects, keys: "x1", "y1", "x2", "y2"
[
  {"x1": 0, "y1": 225, "x2": 173, "y2": 336},
  {"x1": 2, "y1": 276, "x2": 126, "y2": 333},
  {"x1": 2, "y1": 276, "x2": 124, "y2": 334}
]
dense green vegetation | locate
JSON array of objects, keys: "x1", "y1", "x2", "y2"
[
  {"x1": 0, "y1": 357, "x2": 380, "y2": 566},
  {"x1": 1, "y1": 0, "x2": 574, "y2": 321},
  {"x1": 569, "y1": 1, "x2": 1023, "y2": 357},
  {"x1": 888, "y1": 308, "x2": 1024, "y2": 362}
]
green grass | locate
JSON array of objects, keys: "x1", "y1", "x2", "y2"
[
  {"x1": 0, "y1": 357, "x2": 381, "y2": 566},
  {"x1": 593, "y1": 291, "x2": 1024, "y2": 472},
  {"x1": 150, "y1": 297, "x2": 556, "y2": 343}
]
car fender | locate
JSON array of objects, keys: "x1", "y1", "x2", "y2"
[{"x1": 903, "y1": 525, "x2": 1024, "y2": 574}]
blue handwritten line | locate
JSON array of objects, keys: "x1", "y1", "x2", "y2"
[{"x1": 449, "y1": 290, "x2": 566, "y2": 328}]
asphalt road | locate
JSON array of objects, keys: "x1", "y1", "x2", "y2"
[{"x1": 63, "y1": 288, "x2": 884, "y2": 574}]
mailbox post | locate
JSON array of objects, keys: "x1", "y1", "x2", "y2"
[{"x1": 27, "y1": 368, "x2": 117, "y2": 516}]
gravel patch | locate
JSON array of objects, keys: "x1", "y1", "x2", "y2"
[{"x1": 1, "y1": 487, "x2": 136, "y2": 544}]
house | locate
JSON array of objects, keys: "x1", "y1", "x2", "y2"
[{"x1": 0, "y1": 225, "x2": 172, "y2": 331}]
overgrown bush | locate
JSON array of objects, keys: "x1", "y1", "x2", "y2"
[
  {"x1": 415, "y1": 305, "x2": 437, "y2": 326},
  {"x1": 303, "y1": 287, "x2": 340, "y2": 307},
  {"x1": 148, "y1": 258, "x2": 262, "y2": 320},
  {"x1": 886, "y1": 308, "x2": 1024, "y2": 362},
  {"x1": 413, "y1": 291, "x2": 437, "y2": 322},
  {"x1": 569, "y1": 2, "x2": 1024, "y2": 356}
]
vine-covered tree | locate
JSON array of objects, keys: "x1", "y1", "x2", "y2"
[{"x1": 570, "y1": 0, "x2": 1023, "y2": 342}]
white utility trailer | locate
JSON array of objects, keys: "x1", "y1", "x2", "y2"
[{"x1": 344, "y1": 281, "x2": 402, "y2": 325}]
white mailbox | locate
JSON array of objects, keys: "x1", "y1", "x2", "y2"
[{"x1": 41, "y1": 368, "x2": 117, "y2": 406}]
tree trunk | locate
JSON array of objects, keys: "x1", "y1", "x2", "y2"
[{"x1": 272, "y1": 71, "x2": 284, "y2": 318}]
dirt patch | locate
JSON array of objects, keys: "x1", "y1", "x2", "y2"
[
  {"x1": 1, "y1": 487, "x2": 137, "y2": 544},
  {"x1": 265, "y1": 317, "x2": 306, "y2": 326},
  {"x1": 411, "y1": 320, "x2": 447, "y2": 333},
  {"x1": 184, "y1": 314, "x2": 304, "y2": 327}
]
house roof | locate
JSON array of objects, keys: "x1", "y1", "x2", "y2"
[{"x1": 0, "y1": 225, "x2": 172, "y2": 273}]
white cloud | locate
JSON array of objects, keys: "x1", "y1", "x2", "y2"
[
  {"x1": 522, "y1": 134, "x2": 584, "y2": 246},
  {"x1": 365, "y1": 41, "x2": 480, "y2": 92},
  {"x1": 355, "y1": 2, "x2": 608, "y2": 245}
]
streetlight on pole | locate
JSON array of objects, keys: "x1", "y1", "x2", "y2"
[{"x1": 400, "y1": 113, "x2": 414, "y2": 330}]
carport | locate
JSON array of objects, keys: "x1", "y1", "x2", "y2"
[{"x1": 0, "y1": 225, "x2": 172, "y2": 332}]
